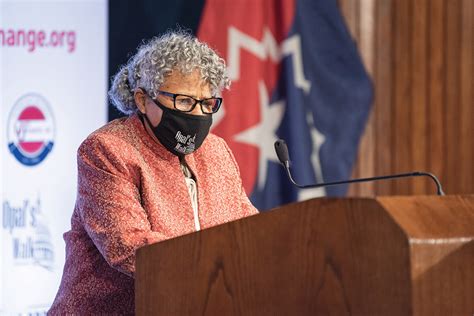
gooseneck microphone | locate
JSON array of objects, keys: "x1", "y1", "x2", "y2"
[{"x1": 274, "y1": 139, "x2": 445, "y2": 196}]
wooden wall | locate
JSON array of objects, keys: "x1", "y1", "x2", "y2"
[{"x1": 338, "y1": 0, "x2": 473, "y2": 196}]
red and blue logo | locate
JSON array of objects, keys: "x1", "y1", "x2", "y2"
[{"x1": 7, "y1": 93, "x2": 55, "y2": 166}]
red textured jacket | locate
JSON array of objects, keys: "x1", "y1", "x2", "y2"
[{"x1": 49, "y1": 115, "x2": 258, "y2": 314}]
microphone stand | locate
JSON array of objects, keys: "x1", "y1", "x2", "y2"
[{"x1": 275, "y1": 139, "x2": 445, "y2": 196}]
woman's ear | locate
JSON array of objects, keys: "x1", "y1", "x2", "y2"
[{"x1": 134, "y1": 88, "x2": 146, "y2": 113}]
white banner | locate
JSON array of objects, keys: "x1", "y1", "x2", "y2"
[{"x1": 1, "y1": 0, "x2": 107, "y2": 314}]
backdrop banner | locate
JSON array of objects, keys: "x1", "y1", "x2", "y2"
[{"x1": 0, "y1": 0, "x2": 107, "y2": 314}]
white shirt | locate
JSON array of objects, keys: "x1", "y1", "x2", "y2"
[{"x1": 180, "y1": 158, "x2": 200, "y2": 231}]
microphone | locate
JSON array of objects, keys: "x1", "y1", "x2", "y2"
[{"x1": 274, "y1": 139, "x2": 445, "y2": 196}]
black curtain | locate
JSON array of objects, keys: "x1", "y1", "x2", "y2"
[{"x1": 108, "y1": 0, "x2": 205, "y2": 121}]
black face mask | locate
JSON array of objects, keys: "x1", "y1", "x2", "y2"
[{"x1": 141, "y1": 100, "x2": 212, "y2": 156}]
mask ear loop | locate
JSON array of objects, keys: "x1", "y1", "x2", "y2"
[
  {"x1": 140, "y1": 111, "x2": 156, "y2": 129},
  {"x1": 136, "y1": 87, "x2": 158, "y2": 130}
]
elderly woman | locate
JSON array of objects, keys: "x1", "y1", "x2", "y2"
[{"x1": 49, "y1": 30, "x2": 258, "y2": 314}]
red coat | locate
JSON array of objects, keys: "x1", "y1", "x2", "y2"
[{"x1": 49, "y1": 115, "x2": 258, "y2": 314}]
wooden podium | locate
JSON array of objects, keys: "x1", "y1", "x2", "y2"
[{"x1": 135, "y1": 195, "x2": 474, "y2": 315}]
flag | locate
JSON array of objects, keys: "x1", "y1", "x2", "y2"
[{"x1": 198, "y1": 0, "x2": 373, "y2": 211}]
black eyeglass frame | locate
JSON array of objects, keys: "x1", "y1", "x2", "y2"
[{"x1": 144, "y1": 88, "x2": 222, "y2": 114}]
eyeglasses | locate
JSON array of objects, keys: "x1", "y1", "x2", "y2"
[{"x1": 151, "y1": 89, "x2": 222, "y2": 114}]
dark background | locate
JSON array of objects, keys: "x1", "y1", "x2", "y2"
[{"x1": 108, "y1": 0, "x2": 205, "y2": 121}]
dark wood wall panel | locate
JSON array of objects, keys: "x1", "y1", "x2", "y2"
[
  {"x1": 460, "y1": 0, "x2": 473, "y2": 194},
  {"x1": 411, "y1": 0, "x2": 429, "y2": 195},
  {"x1": 393, "y1": 0, "x2": 413, "y2": 195},
  {"x1": 427, "y1": 0, "x2": 446, "y2": 195},
  {"x1": 445, "y1": 0, "x2": 461, "y2": 193},
  {"x1": 339, "y1": 0, "x2": 474, "y2": 196},
  {"x1": 374, "y1": 0, "x2": 394, "y2": 196}
]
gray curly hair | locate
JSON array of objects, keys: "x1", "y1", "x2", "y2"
[{"x1": 109, "y1": 30, "x2": 231, "y2": 115}]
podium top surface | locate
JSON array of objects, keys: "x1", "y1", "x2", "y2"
[{"x1": 376, "y1": 194, "x2": 474, "y2": 239}]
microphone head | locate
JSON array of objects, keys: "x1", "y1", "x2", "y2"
[{"x1": 274, "y1": 139, "x2": 290, "y2": 165}]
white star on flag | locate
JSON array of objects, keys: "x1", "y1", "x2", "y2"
[{"x1": 234, "y1": 80, "x2": 285, "y2": 190}]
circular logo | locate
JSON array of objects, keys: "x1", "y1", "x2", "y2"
[{"x1": 7, "y1": 93, "x2": 55, "y2": 166}]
